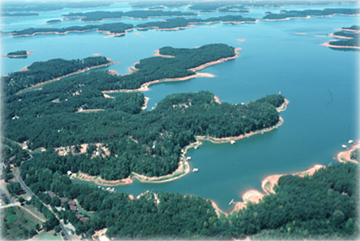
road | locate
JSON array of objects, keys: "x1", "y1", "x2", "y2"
[
  {"x1": 17, "y1": 174, "x2": 72, "y2": 241},
  {"x1": 0, "y1": 186, "x2": 15, "y2": 204},
  {"x1": 0, "y1": 202, "x2": 20, "y2": 209}
]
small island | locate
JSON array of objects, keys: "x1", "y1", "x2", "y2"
[
  {"x1": 46, "y1": 19, "x2": 61, "y2": 24},
  {"x1": 263, "y1": 8, "x2": 360, "y2": 21},
  {"x1": 3, "y1": 50, "x2": 32, "y2": 58}
]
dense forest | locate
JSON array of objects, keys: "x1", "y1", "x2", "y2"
[
  {"x1": 18, "y1": 149, "x2": 359, "y2": 240},
  {"x1": 351, "y1": 148, "x2": 359, "y2": 161},
  {"x1": 62, "y1": 10, "x2": 198, "y2": 22},
  {"x1": 8, "y1": 22, "x2": 134, "y2": 37},
  {"x1": 2, "y1": 44, "x2": 283, "y2": 179},
  {"x1": 6, "y1": 50, "x2": 27, "y2": 56},
  {"x1": 328, "y1": 30, "x2": 359, "y2": 48},
  {"x1": 263, "y1": 8, "x2": 360, "y2": 20},
  {"x1": 2, "y1": 56, "x2": 110, "y2": 96},
  {"x1": 231, "y1": 162, "x2": 359, "y2": 239},
  {"x1": 4, "y1": 81, "x2": 284, "y2": 178},
  {"x1": 137, "y1": 15, "x2": 256, "y2": 30}
]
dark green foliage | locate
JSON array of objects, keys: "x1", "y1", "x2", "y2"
[
  {"x1": 62, "y1": 10, "x2": 197, "y2": 22},
  {"x1": 263, "y1": 8, "x2": 360, "y2": 20},
  {"x1": 350, "y1": 148, "x2": 359, "y2": 161},
  {"x1": 329, "y1": 35, "x2": 359, "y2": 48},
  {"x1": 2, "y1": 56, "x2": 110, "y2": 96},
  {"x1": 7, "y1": 50, "x2": 27, "y2": 56},
  {"x1": 230, "y1": 162, "x2": 359, "y2": 239},
  {"x1": 16, "y1": 90, "x2": 282, "y2": 179},
  {"x1": 6, "y1": 182, "x2": 25, "y2": 196},
  {"x1": 8, "y1": 22, "x2": 134, "y2": 38},
  {"x1": 137, "y1": 15, "x2": 256, "y2": 30},
  {"x1": 46, "y1": 19, "x2": 61, "y2": 24}
]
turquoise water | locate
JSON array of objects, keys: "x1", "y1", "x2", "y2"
[{"x1": 2, "y1": 2, "x2": 359, "y2": 212}]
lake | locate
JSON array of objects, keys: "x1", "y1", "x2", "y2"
[{"x1": 1, "y1": 2, "x2": 359, "y2": 212}]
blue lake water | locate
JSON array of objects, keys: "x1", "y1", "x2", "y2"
[{"x1": 1, "y1": 2, "x2": 359, "y2": 212}]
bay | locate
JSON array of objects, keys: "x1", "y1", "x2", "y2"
[{"x1": 1, "y1": 2, "x2": 359, "y2": 212}]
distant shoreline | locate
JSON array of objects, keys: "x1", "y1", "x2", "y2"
[{"x1": 1, "y1": 50, "x2": 34, "y2": 58}]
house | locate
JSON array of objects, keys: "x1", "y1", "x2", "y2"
[
  {"x1": 68, "y1": 200, "x2": 76, "y2": 206},
  {"x1": 59, "y1": 197, "x2": 68, "y2": 204},
  {"x1": 7, "y1": 156, "x2": 16, "y2": 163},
  {"x1": 47, "y1": 191, "x2": 56, "y2": 198}
]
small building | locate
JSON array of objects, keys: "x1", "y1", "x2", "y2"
[
  {"x1": 7, "y1": 156, "x2": 16, "y2": 163},
  {"x1": 59, "y1": 197, "x2": 68, "y2": 204},
  {"x1": 47, "y1": 191, "x2": 56, "y2": 198},
  {"x1": 69, "y1": 205, "x2": 78, "y2": 212},
  {"x1": 68, "y1": 200, "x2": 76, "y2": 206}
]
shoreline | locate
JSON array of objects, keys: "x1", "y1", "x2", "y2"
[
  {"x1": 15, "y1": 61, "x2": 117, "y2": 95},
  {"x1": 321, "y1": 42, "x2": 360, "y2": 49},
  {"x1": 71, "y1": 99, "x2": 289, "y2": 187},
  {"x1": 1, "y1": 50, "x2": 35, "y2": 58},
  {"x1": 335, "y1": 140, "x2": 359, "y2": 163},
  {"x1": 141, "y1": 96, "x2": 150, "y2": 110},
  {"x1": 211, "y1": 164, "x2": 325, "y2": 218},
  {"x1": 329, "y1": 33, "x2": 354, "y2": 39},
  {"x1": 102, "y1": 48, "x2": 240, "y2": 94}
]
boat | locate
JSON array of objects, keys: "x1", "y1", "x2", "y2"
[
  {"x1": 230, "y1": 140, "x2": 235, "y2": 144},
  {"x1": 348, "y1": 140, "x2": 354, "y2": 144},
  {"x1": 342, "y1": 145, "x2": 347, "y2": 149},
  {"x1": 194, "y1": 145, "x2": 199, "y2": 149},
  {"x1": 229, "y1": 199, "x2": 234, "y2": 205},
  {"x1": 192, "y1": 168, "x2": 198, "y2": 172}
]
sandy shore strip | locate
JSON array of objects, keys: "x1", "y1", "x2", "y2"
[
  {"x1": 295, "y1": 32, "x2": 306, "y2": 35},
  {"x1": 70, "y1": 171, "x2": 133, "y2": 186},
  {"x1": 15, "y1": 61, "x2": 118, "y2": 95},
  {"x1": 211, "y1": 164, "x2": 325, "y2": 218},
  {"x1": 153, "y1": 50, "x2": 175, "y2": 58},
  {"x1": 334, "y1": 28, "x2": 360, "y2": 34},
  {"x1": 329, "y1": 33, "x2": 354, "y2": 39},
  {"x1": 214, "y1": 95, "x2": 222, "y2": 104},
  {"x1": 141, "y1": 96, "x2": 150, "y2": 110},
  {"x1": 336, "y1": 140, "x2": 359, "y2": 163},
  {"x1": 321, "y1": 42, "x2": 360, "y2": 49},
  {"x1": 237, "y1": 39, "x2": 245, "y2": 41},
  {"x1": 93, "y1": 53, "x2": 102, "y2": 56},
  {"x1": 102, "y1": 72, "x2": 215, "y2": 94},
  {"x1": 263, "y1": 16, "x2": 311, "y2": 21}
]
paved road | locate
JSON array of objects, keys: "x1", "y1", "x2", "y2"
[
  {"x1": 0, "y1": 186, "x2": 15, "y2": 204},
  {"x1": 0, "y1": 202, "x2": 20, "y2": 209},
  {"x1": 17, "y1": 174, "x2": 72, "y2": 241}
]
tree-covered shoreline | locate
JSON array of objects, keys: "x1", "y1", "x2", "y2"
[{"x1": 263, "y1": 8, "x2": 360, "y2": 20}]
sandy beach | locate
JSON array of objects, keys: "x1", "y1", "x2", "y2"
[
  {"x1": 93, "y1": 53, "x2": 102, "y2": 56},
  {"x1": 329, "y1": 33, "x2": 354, "y2": 39},
  {"x1": 142, "y1": 96, "x2": 150, "y2": 110},
  {"x1": 334, "y1": 28, "x2": 360, "y2": 34},
  {"x1": 295, "y1": 32, "x2": 306, "y2": 35},
  {"x1": 321, "y1": 42, "x2": 360, "y2": 49},
  {"x1": 336, "y1": 140, "x2": 359, "y2": 163},
  {"x1": 70, "y1": 171, "x2": 133, "y2": 186}
]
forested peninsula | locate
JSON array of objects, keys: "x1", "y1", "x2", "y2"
[
  {"x1": 94, "y1": 44, "x2": 237, "y2": 91},
  {"x1": 137, "y1": 15, "x2": 256, "y2": 31},
  {"x1": 2, "y1": 56, "x2": 112, "y2": 96},
  {"x1": 322, "y1": 25, "x2": 360, "y2": 50},
  {"x1": 62, "y1": 10, "x2": 198, "y2": 22},
  {"x1": 8, "y1": 14, "x2": 256, "y2": 38},
  {"x1": 8, "y1": 22, "x2": 134, "y2": 37},
  {"x1": 263, "y1": 8, "x2": 360, "y2": 21}
]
